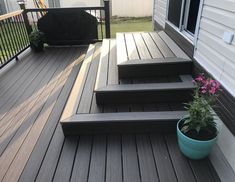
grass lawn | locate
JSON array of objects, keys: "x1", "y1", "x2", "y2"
[{"x1": 110, "y1": 17, "x2": 152, "y2": 38}]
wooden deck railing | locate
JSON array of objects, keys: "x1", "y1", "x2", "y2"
[{"x1": 0, "y1": 10, "x2": 30, "y2": 68}]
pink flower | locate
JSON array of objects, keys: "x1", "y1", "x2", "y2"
[
  {"x1": 194, "y1": 74, "x2": 221, "y2": 96},
  {"x1": 209, "y1": 87, "x2": 216, "y2": 94},
  {"x1": 195, "y1": 75, "x2": 204, "y2": 82},
  {"x1": 201, "y1": 89, "x2": 207, "y2": 94}
]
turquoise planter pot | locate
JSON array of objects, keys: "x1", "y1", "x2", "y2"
[{"x1": 177, "y1": 119, "x2": 217, "y2": 160}]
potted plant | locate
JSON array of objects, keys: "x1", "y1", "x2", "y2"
[
  {"x1": 29, "y1": 30, "x2": 46, "y2": 52},
  {"x1": 177, "y1": 74, "x2": 220, "y2": 159}
]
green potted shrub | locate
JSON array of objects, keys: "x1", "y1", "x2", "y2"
[
  {"x1": 29, "y1": 30, "x2": 46, "y2": 52},
  {"x1": 177, "y1": 74, "x2": 220, "y2": 159}
]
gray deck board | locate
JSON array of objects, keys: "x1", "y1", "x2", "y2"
[
  {"x1": 150, "y1": 32, "x2": 175, "y2": 58},
  {"x1": 188, "y1": 159, "x2": 218, "y2": 182},
  {"x1": 141, "y1": 32, "x2": 163, "y2": 58},
  {"x1": 78, "y1": 45, "x2": 101, "y2": 113},
  {"x1": 0, "y1": 52, "x2": 34, "y2": 96},
  {"x1": 150, "y1": 134, "x2": 177, "y2": 182},
  {"x1": 136, "y1": 134, "x2": 159, "y2": 182},
  {"x1": 125, "y1": 33, "x2": 139, "y2": 60},
  {"x1": 95, "y1": 40, "x2": 109, "y2": 90},
  {"x1": 70, "y1": 136, "x2": 93, "y2": 182},
  {"x1": 116, "y1": 33, "x2": 128, "y2": 64},
  {"x1": 35, "y1": 124, "x2": 65, "y2": 182},
  {"x1": 165, "y1": 134, "x2": 196, "y2": 182},
  {"x1": 53, "y1": 137, "x2": 78, "y2": 182},
  {"x1": 90, "y1": 93, "x2": 102, "y2": 113},
  {"x1": 106, "y1": 135, "x2": 122, "y2": 182},
  {"x1": 0, "y1": 42, "x2": 225, "y2": 182},
  {"x1": 122, "y1": 134, "x2": 141, "y2": 182},
  {"x1": 108, "y1": 39, "x2": 119, "y2": 85},
  {"x1": 158, "y1": 31, "x2": 190, "y2": 60},
  {"x1": 133, "y1": 33, "x2": 151, "y2": 59},
  {"x1": 87, "y1": 135, "x2": 107, "y2": 182}
]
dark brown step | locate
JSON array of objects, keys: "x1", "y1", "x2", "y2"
[
  {"x1": 95, "y1": 80, "x2": 195, "y2": 105},
  {"x1": 61, "y1": 111, "x2": 187, "y2": 135},
  {"x1": 118, "y1": 58, "x2": 192, "y2": 78}
]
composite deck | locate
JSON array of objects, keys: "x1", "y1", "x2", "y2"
[{"x1": 0, "y1": 38, "x2": 231, "y2": 181}]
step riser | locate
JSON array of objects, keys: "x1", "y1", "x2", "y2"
[
  {"x1": 96, "y1": 90, "x2": 193, "y2": 104},
  {"x1": 61, "y1": 111, "x2": 186, "y2": 135},
  {"x1": 118, "y1": 62, "x2": 192, "y2": 78},
  {"x1": 62, "y1": 121, "x2": 177, "y2": 135}
]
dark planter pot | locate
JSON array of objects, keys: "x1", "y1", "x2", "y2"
[
  {"x1": 177, "y1": 119, "x2": 217, "y2": 160},
  {"x1": 30, "y1": 43, "x2": 44, "y2": 52}
]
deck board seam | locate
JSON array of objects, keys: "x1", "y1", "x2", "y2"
[
  {"x1": 162, "y1": 134, "x2": 179, "y2": 182},
  {"x1": 134, "y1": 134, "x2": 142, "y2": 182},
  {"x1": 157, "y1": 33, "x2": 177, "y2": 58},
  {"x1": 140, "y1": 33, "x2": 154, "y2": 59},
  {"x1": 148, "y1": 134, "x2": 160, "y2": 181}
]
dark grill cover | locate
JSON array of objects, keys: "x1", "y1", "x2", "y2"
[{"x1": 38, "y1": 9, "x2": 98, "y2": 45}]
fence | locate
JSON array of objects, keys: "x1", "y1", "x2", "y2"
[
  {"x1": 0, "y1": 10, "x2": 30, "y2": 68},
  {"x1": 111, "y1": 0, "x2": 153, "y2": 17}
]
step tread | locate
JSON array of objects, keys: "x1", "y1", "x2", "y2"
[
  {"x1": 95, "y1": 81, "x2": 195, "y2": 92},
  {"x1": 116, "y1": 31, "x2": 191, "y2": 65},
  {"x1": 118, "y1": 57, "x2": 192, "y2": 66},
  {"x1": 61, "y1": 44, "x2": 97, "y2": 121}
]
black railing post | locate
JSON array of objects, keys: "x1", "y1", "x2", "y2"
[
  {"x1": 22, "y1": 11, "x2": 32, "y2": 35},
  {"x1": 104, "y1": 0, "x2": 110, "y2": 38},
  {"x1": 18, "y1": 0, "x2": 32, "y2": 35}
]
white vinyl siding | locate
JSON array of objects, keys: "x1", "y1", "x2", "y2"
[
  {"x1": 194, "y1": 0, "x2": 235, "y2": 171},
  {"x1": 194, "y1": 0, "x2": 235, "y2": 97},
  {"x1": 153, "y1": 0, "x2": 167, "y2": 28}
]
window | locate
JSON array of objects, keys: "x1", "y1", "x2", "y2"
[
  {"x1": 168, "y1": 0, "x2": 183, "y2": 28},
  {"x1": 167, "y1": 0, "x2": 200, "y2": 38}
]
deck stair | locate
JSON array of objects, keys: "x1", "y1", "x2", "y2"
[
  {"x1": 60, "y1": 31, "x2": 195, "y2": 135},
  {"x1": 117, "y1": 31, "x2": 192, "y2": 78}
]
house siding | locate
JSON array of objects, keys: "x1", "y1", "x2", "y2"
[
  {"x1": 193, "y1": 2, "x2": 235, "y2": 170},
  {"x1": 153, "y1": 0, "x2": 167, "y2": 28},
  {"x1": 194, "y1": 0, "x2": 235, "y2": 97}
]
